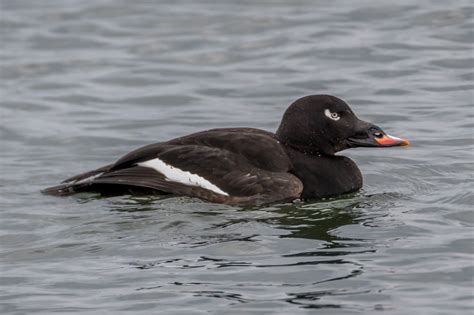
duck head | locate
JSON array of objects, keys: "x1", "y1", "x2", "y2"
[{"x1": 276, "y1": 95, "x2": 409, "y2": 155}]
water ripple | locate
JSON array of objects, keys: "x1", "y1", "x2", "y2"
[{"x1": 1, "y1": 0, "x2": 473, "y2": 314}]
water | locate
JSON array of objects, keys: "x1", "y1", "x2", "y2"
[{"x1": 1, "y1": 0, "x2": 473, "y2": 314}]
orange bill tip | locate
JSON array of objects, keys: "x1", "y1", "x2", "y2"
[{"x1": 375, "y1": 134, "x2": 410, "y2": 146}]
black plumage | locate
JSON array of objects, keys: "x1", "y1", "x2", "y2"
[{"x1": 43, "y1": 95, "x2": 408, "y2": 205}]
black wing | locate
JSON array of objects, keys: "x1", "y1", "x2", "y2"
[
  {"x1": 43, "y1": 128, "x2": 302, "y2": 204},
  {"x1": 43, "y1": 145, "x2": 301, "y2": 205},
  {"x1": 110, "y1": 128, "x2": 292, "y2": 173}
]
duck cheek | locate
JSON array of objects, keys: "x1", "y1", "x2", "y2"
[{"x1": 332, "y1": 136, "x2": 351, "y2": 152}]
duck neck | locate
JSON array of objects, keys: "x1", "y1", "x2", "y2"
[{"x1": 275, "y1": 134, "x2": 334, "y2": 156}]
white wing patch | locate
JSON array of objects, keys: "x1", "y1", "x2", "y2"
[{"x1": 138, "y1": 158, "x2": 229, "y2": 196}]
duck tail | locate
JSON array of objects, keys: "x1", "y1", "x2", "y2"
[
  {"x1": 41, "y1": 182, "x2": 83, "y2": 196},
  {"x1": 41, "y1": 164, "x2": 113, "y2": 196}
]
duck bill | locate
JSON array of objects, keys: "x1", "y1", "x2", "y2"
[
  {"x1": 374, "y1": 134, "x2": 410, "y2": 147},
  {"x1": 345, "y1": 121, "x2": 410, "y2": 148}
]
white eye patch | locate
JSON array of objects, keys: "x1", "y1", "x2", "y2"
[{"x1": 325, "y1": 109, "x2": 340, "y2": 121}]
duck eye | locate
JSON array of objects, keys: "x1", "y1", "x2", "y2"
[
  {"x1": 374, "y1": 131, "x2": 384, "y2": 138},
  {"x1": 324, "y1": 109, "x2": 340, "y2": 121}
]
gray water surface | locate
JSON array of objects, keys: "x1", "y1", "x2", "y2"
[{"x1": 1, "y1": 1, "x2": 473, "y2": 314}]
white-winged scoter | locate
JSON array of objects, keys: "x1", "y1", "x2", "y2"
[{"x1": 43, "y1": 95, "x2": 409, "y2": 205}]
